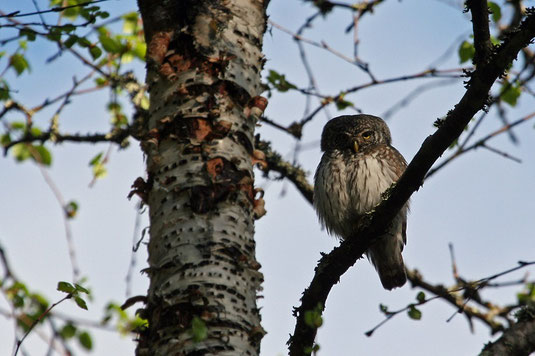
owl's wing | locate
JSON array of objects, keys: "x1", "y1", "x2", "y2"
[{"x1": 374, "y1": 145, "x2": 408, "y2": 246}]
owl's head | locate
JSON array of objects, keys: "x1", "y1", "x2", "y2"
[{"x1": 320, "y1": 114, "x2": 392, "y2": 153}]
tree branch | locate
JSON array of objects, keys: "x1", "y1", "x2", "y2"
[
  {"x1": 3, "y1": 129, "x2": 131, "y2": 155},
  {"x1": 480, "y1": 310, "x2": 535, "y2": 356},
  {"x1": 256, "y1": 139, "x2": 313, "y2": 203},
  {"x1": 466, "y1": 0, "x2": 492, "y2": 66},
  {"x1": 288, "y1": 10, "x2": 535, "y2": 355}
]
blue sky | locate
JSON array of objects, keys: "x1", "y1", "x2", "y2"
[{"x1": 1, "y1": 0, "x2": 534, "y2": 355}]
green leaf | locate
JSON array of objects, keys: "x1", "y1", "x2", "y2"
[
  {"x1": 89, "y1": 152, "x2": 103, "y2": 166},
  {"x1": 12, "y1": 144, "x2": 31, "y2": 162},
  {"x1": 379, "y1": 303, "x2": 389, "y2": 314},
  {"x1": 304, "y1": 344, "x2": 320, "y2": 354},
  {"x1": 74, "y1": 296, "x2": 88, "y2": 310},
  {"x1": 18, "y1": 40, "x2": 28, "y2": 50},
  {"x1": 335, "y1": 94, "x2": 354, "y2": 110},
  {"x1": 408, "y1": 305, "x2": 422, "y2": 320},
  {"x1": 11, "y1": 121, "x2": 25, "y2": 130},
  {"x1": 458, "y1": 41, "x2": 475, "y2": 64},
  {"x1": 78, "y1": 331, "x2": 93, "y2": 350},
  {"x1": 122, "y1": 12, "x2": 139, "y2": 34},
  {"x1": 77, "y1": 37, "x2": 91, "y2": 48},
  {"x1": 1, "y1": 134, "x2": 11, "y2": 146},
  {"x1": 9, "y1": 54, "x2": 30, "y2": 76},
  {"x1": 33, "y1": 145, "x2": 52, "y2": 166},
  {"x1": 92, "y1": 162, "x2": 108, "y2": 179},
  {"x1": 517, "y1": 283, "x2": 535, "y2": 304},
  {"x1": 501, "y1": 81, "x2": 522, "y2": 107},
  {"x1": 488, "y1": 2, "x2": 501, "y2": 22},
  {"x1": 64, "y1": 35, "x2": 78, "y2": 48},
  {"x1": 60, "y1": 323, "x2": 77, "y2": 339},
  {"x1": 89, "y1": 46, "x2": 102, "y2": 60},
  {"x1": 57, "y1": 281, "x2": 76, "y2": 294},
  {"x1": 74, "y1": 283, "x2": 89, "y2": 294},
  {"x1": 416, "y1": 291, "x2": 426, "y2": 303},
  {"x1": 65, "y1": 200, "x2": 79, "y2": 218},
  {"x1": 132, "y1": 42, "x2": 146, "y2": 60},
  {"x1": 19, "y1": 29, "x2": 36, "y2": 41},
  {"x1": 99, "y1": 33, "x2": 123, "y2": 54},
  {"x1": 266, "y1": 70, "x2": 297, "y2": 92},
  {"x1": 190, "y1": 316, "x2": 208, "y2": 342},
  {"x1": 304, "y1": 309, "x2": 323, "y2": 328},
  {"x1": 97, "y1": 11, "x2": 110, "y2": 19},
  {"x1": 0, "y1": 80, "x2": 10, "y2": 101},
  {"x1": 46, "y1": 29, "x2": 62, "y2": 42},
  {"x1": 94, "y1": 77, "x2": 108, "y2": 87}
]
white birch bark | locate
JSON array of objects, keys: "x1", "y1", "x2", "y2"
[{"x1": 136, "y1": 0, "x2": 269, "y2": 354}]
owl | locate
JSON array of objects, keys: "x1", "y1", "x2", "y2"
[{"x1": 314, "y1": 114, "x2": 408, "y2": 290}]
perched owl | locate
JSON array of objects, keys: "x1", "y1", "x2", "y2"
[{"x1": 314, "y1": 114, "x2": 408, "y2": 290}]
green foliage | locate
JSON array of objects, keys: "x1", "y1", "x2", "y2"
[
  {"x1": 416, "y1": 291, "x2": 426, "y2": 303},
  {"x1": 190, "y1": 316, "x2": 208, "y2": 342},
  {"x1": 266, "y1": 70, "x2": 298, "y2": 93},
  {"x1": 458, "y1": 41, "x2": 475, "y2": 64},
  {"x1": 488, "y1": 2, "x2": 502, "y2": 23},
  {"x1": 9, "y1": 53, "x2": 30, "y2": 76},
  {"x1": 304, "y1": 343, "x2": 321, "y2": 354},
  {"x1": 4, "y1": 281, "x2": 50, "y2": 332},
  {"x1": 57, "y1": 281, "x2": 76, "y2": 294},
  {"x1": 49, "y1": 0, "x2": 108, "y2": 22},
  {"x1": 0, "y1": 78, "x2": 10, "y2": 100},
  {"x1": 56, "y1": 281, "x2": 90, "y2": 310},
  {"x1": 335, "y1": 94, "x2": 354, "y2": 110},
  {"x1": 517, "y1": 283, "x2": 535, "y2": 305},
  {"x1": 304, "y1": 303, "x2": 324, "y2": 328},
  {"x1": 74, "y1": 296, "x2": 88, "y2": 310},
  {"x1": 407, "y1": 305, "x2": 422, "y2": 320},
  {"x1": 102, "y1": 302, "x2": 148, "y2": 334},
  {"x1": 33, "y1": 145, "x2": 53, "y2": 166},
  {"x1": 10, "y1": 144, "x2": 52, "y2": 166},
  {"x1": 500, "y1": 80, "x2": 522, "y2": 107},
  {"x1": 58, "y1": 321, "x2": 93, "y2": 350},
  {"x1": 99, "y1": 31, "x2": 124, "y2": 54},
  {"x1": 108, "y1": 101, "x2": 128, "y2": 128},
  {"x1": 19, "y1": 29, "x2": 37, "y2": 42},
  {"x1": 65, "y1": 200, "x2": 79, "y2": 218},
  {"x1": 89, "y1": 45, "x2": 103, "y2": 60},
  {"x1": 78, "y1": 330, "x2": 93, "y2": 350},
  {"x1": 89, "y1": 151, "x2": 108, "y2": 179}
]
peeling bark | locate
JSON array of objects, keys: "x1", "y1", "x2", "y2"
[{"x1": 136, "y1": 1, "x2": 269, "y2": 354}]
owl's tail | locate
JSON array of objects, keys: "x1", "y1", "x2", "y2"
[{"x1": 368, "y1": 234, "x2": 407, "y2": 290}]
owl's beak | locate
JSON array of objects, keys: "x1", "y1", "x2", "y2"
[{"x1": 353, "y1": 140, "x2": 359, "y2": 153}]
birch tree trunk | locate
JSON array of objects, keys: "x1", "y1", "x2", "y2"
[{"x1": 136, "y1": 1, "x2": 269, "y2": 354}]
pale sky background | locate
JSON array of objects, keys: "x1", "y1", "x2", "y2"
[{"x1": 1, "y1": 0, "x2": 535, "y2": 355}]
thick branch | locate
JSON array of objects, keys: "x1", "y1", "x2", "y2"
[
  {"x1": 480, "y1": 312, "x2": 535, "y2": 356},
  {"x1": 467, "y1": 0, "x2": 492, "y2": 65},
  {"x1": 288, "y1": 10, "x2": 535, "y2": 356}
]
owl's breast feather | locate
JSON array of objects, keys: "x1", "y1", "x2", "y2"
[{"x1": 314, "y1": 151, "x2": 399, "y2": 239}]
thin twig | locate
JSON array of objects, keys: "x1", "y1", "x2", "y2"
[
  {"x1": 426, "y1": 111, "x2": 535, "y2": 178},
  {"x1": 36, "y1": 163, "x2": 80, "y2": 281},
  {"x1": 1, "y1": 0, "x2": 108, "y2": 19},
  {"x1": 14, "y1": 295, "x2": 71, "y2": 356},
  {"x1": 126, "y1": 202, "x2": 143, "y2": 298}
]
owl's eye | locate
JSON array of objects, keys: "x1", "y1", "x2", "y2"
[{"x1": 362, "y1": 131, "x2": 373, "y2": 139}]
